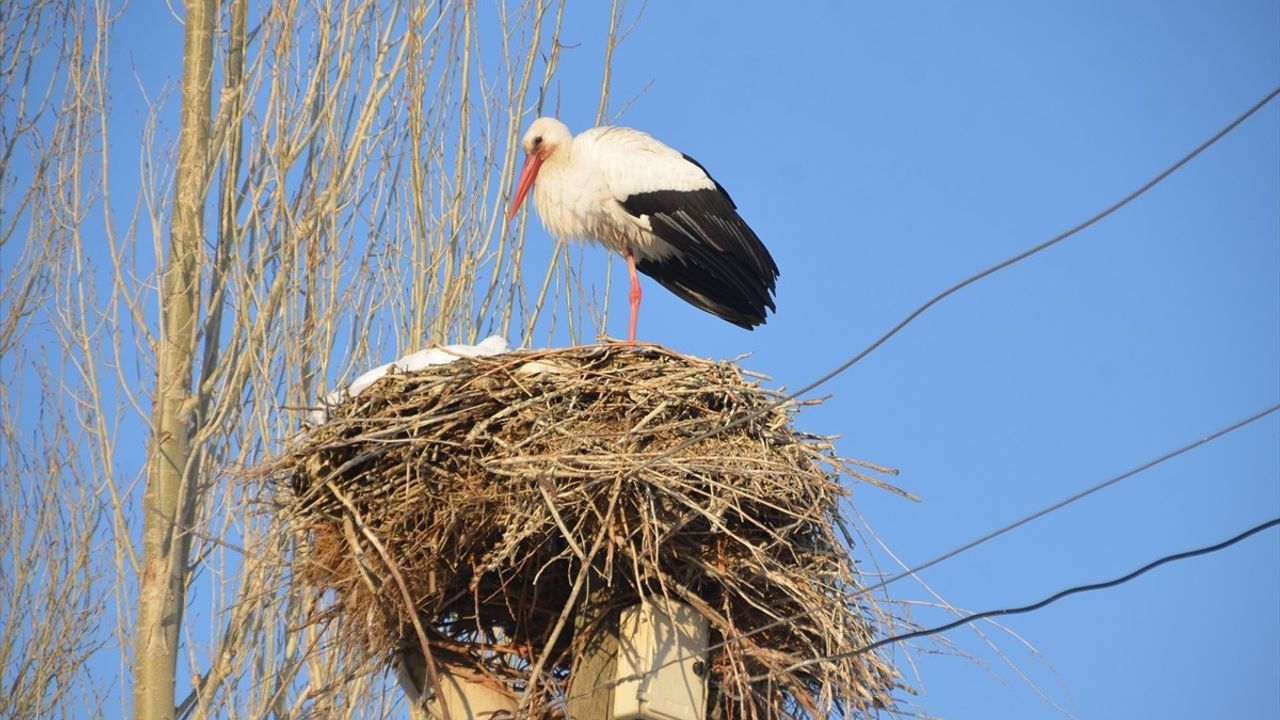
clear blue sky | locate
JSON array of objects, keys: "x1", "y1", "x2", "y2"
[{"x1": 54, "y1": 1, "x2": 1280, "y2": 717}]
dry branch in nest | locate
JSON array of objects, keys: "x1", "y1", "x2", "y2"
[{"x1": 267, "y1": 344, "x2": 910, "y2": 718}]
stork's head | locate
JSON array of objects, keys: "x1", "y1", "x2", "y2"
[{"x1": 507, "y1": 117, "x2": 571, "y2": 221}]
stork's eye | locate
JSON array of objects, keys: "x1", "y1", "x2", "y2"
[{"x1": 533, "y1": 135, "x2": 543, "y2": 146}]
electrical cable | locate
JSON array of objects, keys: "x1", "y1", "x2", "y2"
[
  {"x1": 855, "y1": 402, "x2": 1280, "y2": 598},
  {"x1": 763, "y1": 516, "x2": 1280, "y2": 679}
]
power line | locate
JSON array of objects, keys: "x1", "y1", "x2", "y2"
[
  {"x1": 764, "y1": 516, "x2": 1280, "y2": 679},
  {"x1": 855, "y1": 402, "x2": 1280, "y2": 598},
  {"x1": 616, "y1": 83, "x2": 1280, "y2": 486},
  {"x1": 779, "y1": 83, "x2": 1280, "y2": 406}
]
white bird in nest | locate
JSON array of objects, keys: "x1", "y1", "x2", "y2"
[{"x1": 507, "y1": 117, "x2": 779, "y2": 342}]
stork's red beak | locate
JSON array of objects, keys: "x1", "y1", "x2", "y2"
[{"x1": 507, "y1": 152, "x2": 544, "y2": 221}]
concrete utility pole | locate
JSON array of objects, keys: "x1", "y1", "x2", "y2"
[
  {"x1": 567, "y1": 587, "x2": 621, "y2": 719},
  {"x1": 567, "y1": 593, "x2": 711, "y2": 720}
]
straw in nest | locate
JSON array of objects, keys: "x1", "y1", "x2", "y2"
[{"x1": 269, "y1": 344, "x2": 910, "y2": 718}]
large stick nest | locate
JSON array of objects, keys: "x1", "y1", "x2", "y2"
[{"x1": 270, "y1": 344, "x2": 908, "y2": 718}]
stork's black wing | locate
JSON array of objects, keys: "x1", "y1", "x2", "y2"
[{"x1": 620, "y1": 154, "x2": 779, "y2": 329}]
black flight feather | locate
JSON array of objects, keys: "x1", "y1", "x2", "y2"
[{"x1": 620, "y1": 155, "x2": 779, "y2": 329}]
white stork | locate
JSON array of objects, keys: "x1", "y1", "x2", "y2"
[{"x1": 507, "y1": 117, "x2": 778, "y2": 342}]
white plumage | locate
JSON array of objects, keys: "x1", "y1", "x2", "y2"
[{"x1": 508, "y1": 117, "x2": 778, "y2": 341}]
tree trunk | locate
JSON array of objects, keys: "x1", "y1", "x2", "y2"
[{"x1": 132, "y1": 0, "x2": 215, "y2": 717}]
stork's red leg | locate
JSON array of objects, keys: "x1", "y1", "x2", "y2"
[{"x1": 626, "y1": 249, "x2": 642, "y2": 343}]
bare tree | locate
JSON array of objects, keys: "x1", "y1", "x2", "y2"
[
  {"x1": 132, "y1": 0, "x2": 216, "y2": 716},
  {"x1": 1, "y1": 2, "x2": 111, "y2": 716},
  {"x1": 1, "y1": 0, "x2": 632, "y2": 717}
]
